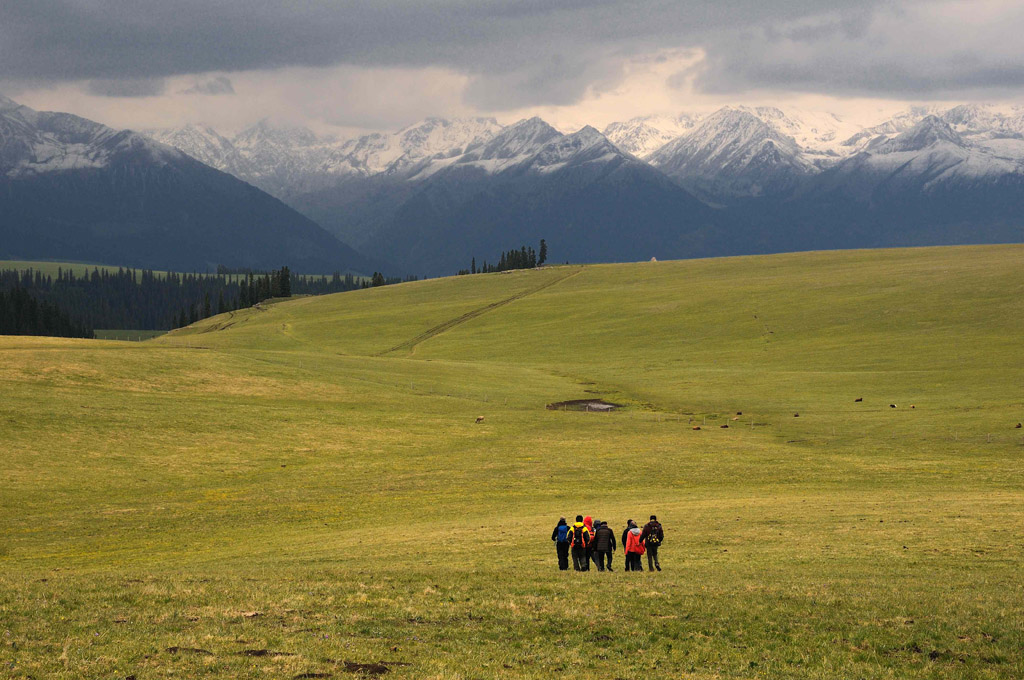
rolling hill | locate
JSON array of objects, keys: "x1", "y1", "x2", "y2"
[{"x1": 2, "y1": 245, "x2": 1023, "y2": 678}]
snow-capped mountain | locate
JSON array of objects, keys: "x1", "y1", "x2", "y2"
[
  {"x1": 647, "y1": 107, "x2": 817, "y2": 200},
  {"x1": 137, "y1": 99, "x2": 1023, "y2": 274},
  {"x1": 737, "y1": 113, "x2": 1024, "y2": 255},
  {"x1": 810, "y1": 116, "x2": 1024, "y2": 200},
  {"x1": 145, "y1": 116, "x2": 504, "y2": 199},
  {"x1": 145, "y1": 123, "x2": 255, "y2": 181},
  {"x1": 0, "y1": 95, "x2": 373, "y2": 273},
  {"x1": 351, "y1": 121, "x2": 717, "y2": 275},
  {"x1": 734, "y1": 106, "x2": 862, "y2": 163},
  {"x1": 336, "y1": 116, "x2": 503, "y2": 176},
  {"x1": 1, "y1": 94, "x2": 179, "y2": 177},
  {"x1": 603, "y1": 113, "x2": 701, "y2": 157}
]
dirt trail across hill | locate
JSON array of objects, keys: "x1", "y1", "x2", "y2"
[{"x1": 377, "y1": 267, "x2": 582, "y2": 356}]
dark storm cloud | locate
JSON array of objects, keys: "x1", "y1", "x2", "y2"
[
  {"x1": 2, "y1": 0, "x2": 1021, "y2": 105},
  {"x1": 84, "y1": 77, "x2": 166, "y2": 97},
  {"x1": 694, "y1": 1, "x2": 1024, "y2": 98}
]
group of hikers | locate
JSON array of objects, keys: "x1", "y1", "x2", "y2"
[{"x1": 551, "y1": 515, "x2": 664, "y2": 572}]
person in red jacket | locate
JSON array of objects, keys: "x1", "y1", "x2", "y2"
[
  {"x1": 583, "y1": 516, "x2": 596, "y2": 570},
  {"x1": 624, "y1": 519, "x2": 645, "y2": 571}
]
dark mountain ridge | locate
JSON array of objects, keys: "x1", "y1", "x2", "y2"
[{"x1": 0, "y1": 96, "x2": 376, "y2": 274}]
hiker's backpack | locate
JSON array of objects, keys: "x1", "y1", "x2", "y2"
[
  {"x1": 556, "y1": 524, "x2": 570, "y2": 543},
  {"x1": 646, "y1": 525, "x2": 662, "y2": 545},
  {"x1": 572, "y1": 524, "x2": 589, "y2": 547}
]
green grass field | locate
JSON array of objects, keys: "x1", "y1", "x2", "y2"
[{"x1": 2, "y1": 245, "x2": 1023, "y2": 679}]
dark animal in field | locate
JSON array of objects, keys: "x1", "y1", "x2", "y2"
[
  {"x1": 855, "y1": 397, "x2": 863, "y2": 402},
  {"x1": 736, "y1": 411, "x2": 743, "y2": 415},
  {"x1": 794, "y1": 413, "x2": 800, "y2": 417},
  {"x1": 692, "y1": 426, "x2": 701, "y2": 430},
  {"x1": 910, "y1": 405, "x2": 916, "y2": 409},
  {"x1": 721, "y1": 424, "x2": 729, "y2": 428},
  {"x1": 1016, "y1": 423, "x2": 1022, "y2": 429},
  {"x1": 890, "y1": 404, "x2": 897, "y2": 408},
  {"x1": 475, "y1": 416, "x2": 485, "y2": 423}
]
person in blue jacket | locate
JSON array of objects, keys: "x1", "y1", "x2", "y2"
[{"x1": 551, "y1": 517, "x2": 571, "y2": 570}]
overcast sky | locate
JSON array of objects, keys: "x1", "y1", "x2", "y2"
[{"x1": 3, "y1": 0, "x2": 1024, "y2": 136}]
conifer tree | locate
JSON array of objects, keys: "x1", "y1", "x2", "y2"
[
  {"x1": 280, "y1": 266, "x2": 292, "y2": 297},
  {"x1": 538, "y1": 239, "x2": 548, "y2": 266}
]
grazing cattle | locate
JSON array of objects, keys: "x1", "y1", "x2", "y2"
[
  {"x1": 855, "y1": 398, "x2": 863, "y2": 402},
  {"x1": 736, "y1": 411, "x2": 743, "y2": 415},
  {"x1": 732, "y1": 416, "x2": 740, "y2": 421},
  {"x1": 910, "y1": 405, "x2": 916, "y2": 409},
  {"x1": 692, "y1": 426, "x2": 701, "y2": 430},
  {"x1": 794, "y1": 413, "x2": 800, "y2": 417},
  {"x1": 475, "y1": 416, "x2": 485, "y2": 424},
  {"x1": 1016, "y1": 423, "x2": 1022, "y2": 429},
  {"x1": 721, "y1": 424, "x2": 729, "y2": 429},
  {"x1": 890, "y1": 404, "x2": 897, "y2": 408}
]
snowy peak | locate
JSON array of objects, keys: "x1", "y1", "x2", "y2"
[
  {"x1": 338, "y1": 116, "x2": 503, "y2": 176},
  {"x1": 527, "y1": 125, "x2": 622, "y2": 172},
  {"x1": 458, "y1": 116, "x2": 560, "y2": 166},
  {"x1": 648, "y1": 107, "x2": 816, "y2": 199},
  {"x1": 942, "y1": 104, "x2": 997, "y2": 131},
  {"x1": 603, "y1": 113, "x2": 700, "y2": 157},
  {"x1": 875, "y1": 116, "x2": 965, "y2": 154},
  {"x1": 736, "y1": 106, "x2": 861, "y2": 160},
  {"x1": 395, "y1": 117, "x2": 501, "y2": 158},
  {"x1": 650, "y1": 107, "x2": 805, "y2": 170},
  {"x1": 482, "y1": 117, "x2": 561, "y2": 157},
  {"x1": 566, "y1": 125, "x2": 608, "y2": 148},
  {"x1": 0, "y1": 94, "x2": 22, "y2": 112},
  {"x1": 1, "y1": 96, "x2": 183, "y2": 177},
  {"x1": 697, "y1": 108, "x2": 801, "y2": 152},
  {"x1": 146, "y1": 123, "x2": 245, "y2": 172},
  {"x1": 234, "y1": 119, "x2": 321, "y2": 149}
]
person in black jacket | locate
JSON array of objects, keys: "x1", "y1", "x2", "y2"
[
  {"x1": 568, "y1": 515, "x2": 592, "y2": 571},
  {"x1": 591, "y1": 520, "x2": 616, "y2": 571},
  {"x1": 640, "y1": 515, "x2": 664, "y2": 571},
  {"x1": 551, "y1": 517, "x2": 571, "y2": 571}
]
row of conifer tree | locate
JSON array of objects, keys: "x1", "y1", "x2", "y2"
[
  {"x1": 0, "y1": 286, "x2": 94, "y2": 338},
  {"x1": 0, "y1": 266, "x2": 408, "y2": 336},
  {"x1": 458, "y1": 239, "x2": 548, "y2": 275}
]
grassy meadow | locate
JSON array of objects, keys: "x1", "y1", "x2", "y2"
[{"x1": 2, "y1": 245, "x2": 1023, "y2": 679}]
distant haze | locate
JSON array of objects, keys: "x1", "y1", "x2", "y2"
[{"x1": 2, "y1": 1, "x2": 1023, "y2": 136}]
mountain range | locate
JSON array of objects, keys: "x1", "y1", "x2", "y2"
[
  {"x1": 0, "y1": 96, "x2": 374, "y2": 273},
  {"x1": 4, "y1": 93, "x2": 1023, "y2": 276}
]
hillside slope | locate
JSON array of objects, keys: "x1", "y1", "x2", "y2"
[
  {"x1": 166, "y1": 245, "x2": 1024, "y2": 418},
  {"x1": 4, "y1": 245, "x2": 1023, "y2": 679}
]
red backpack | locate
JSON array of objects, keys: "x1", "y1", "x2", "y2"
[{"x1": 571, "y1": 524, "x2": 590, "y2": 547}]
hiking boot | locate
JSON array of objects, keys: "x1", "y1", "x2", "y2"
[{"x1": 656, "y1": 565, "x2": 662, "y2": 572}]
